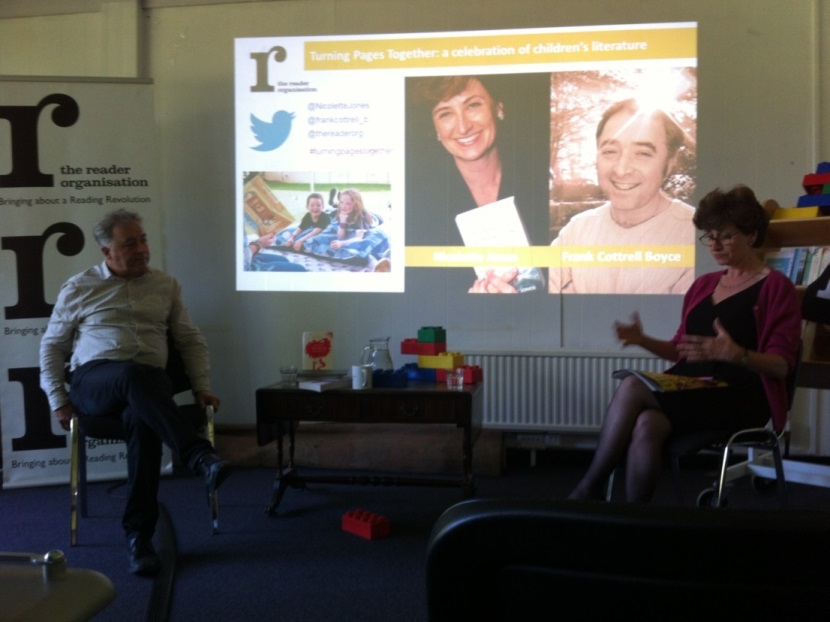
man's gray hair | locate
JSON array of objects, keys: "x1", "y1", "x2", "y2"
[{"x1": 93, "y1": 209, "x2": 143, "y2": 247}]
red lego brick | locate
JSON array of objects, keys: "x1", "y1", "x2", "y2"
[
  {"x1": 803, "y1": 173, "x2": 830, "y2": 194},
  {"x1": 416, "y1": 341, "x2": 446, "y2": 355},
  {"x1": 462, "y1": 365, "x2": 483, "y2": 383},
  {"x1": 435, "y1": 365, "x2": 483, "y2": 384},
  {"x1": 400, "y1": 338, "x2": 419, "y2": 355},
  {"x1": 342, "y1": 509, "x2": 390, "y2": 540}
]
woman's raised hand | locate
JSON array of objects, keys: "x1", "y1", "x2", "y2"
[{"x1": 615, "y1": 311, "x2": 643, "y2": 347}]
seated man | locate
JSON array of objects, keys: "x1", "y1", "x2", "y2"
[{"x1": 39, "y1": 209, "x2": 231, "y2": 576}]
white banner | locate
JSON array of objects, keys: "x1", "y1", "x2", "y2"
[{"x1": 0, "y1": 77, "x2": 166, "y2": 488}]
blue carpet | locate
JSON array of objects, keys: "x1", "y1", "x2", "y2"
[{"x1": 4, "y1": 453, "x2": 830, "y2": 621}]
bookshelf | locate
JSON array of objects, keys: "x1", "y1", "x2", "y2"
[
  {"x1": 763, "y1": 203, "x2": 830, "y2": 366},
  {"x1": 765, "y1": 216, "x2": 830, "y2": 248},
  {"x1": 749, "y1": 207, "x2": 830, "y2": 486},
  {"x1": 762, "y1": 211, "x2": 830, "y2": 372},
  {"x1": 758, "y1": 201, "x2": 830, "y2": 293}
]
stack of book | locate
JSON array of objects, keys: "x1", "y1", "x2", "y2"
[
  {"x1": 298, "y1": 376, "x2": 350, "y2": 392},
  {"x1": 763, "y1": 246, "x2": 830, "y2": 286}
]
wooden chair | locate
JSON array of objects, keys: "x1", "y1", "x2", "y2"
[{"x1": 68, "y1": 343, "x2": 218, "y2": 546}]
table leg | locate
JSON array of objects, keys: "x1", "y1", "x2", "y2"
[
  {"x1": 266, "y1": 421, "x2": 301, "y2": 515},
  {"x1": 461, "y1": 423, "x2": 475, "y2": 498},
  {"x1": 287, "y1": 419, "x2": 296, "y2": 469},
  {"x1": 266, "y1": 421, "x2": 286, "y2": 514}
]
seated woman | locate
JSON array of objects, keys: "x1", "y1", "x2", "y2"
[{"x1": 568, "y1": 185, "x2": 801, "y2": 502}]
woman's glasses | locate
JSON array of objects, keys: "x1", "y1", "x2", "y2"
[{"x1": 699, "y1": 231, "x2": 739, "y2": 246}]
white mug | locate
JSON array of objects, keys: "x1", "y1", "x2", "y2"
[{"x1": 351, "y1": 364, "x2": 373, "y2": 390}]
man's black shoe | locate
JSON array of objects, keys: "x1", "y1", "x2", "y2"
[
  {"x1": 127, "y1": 534, "x2": 160, "y2": 576},
  {"x1": 196, "y1": 452, "x2": 232, "y2": 493}
]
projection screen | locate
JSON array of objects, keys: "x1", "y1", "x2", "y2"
[{"x1": 235, "y1": 22, "x2": 697, "y2": 295}]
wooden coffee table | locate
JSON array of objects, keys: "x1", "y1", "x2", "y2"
[{"x1": 255, "y1": 381, "x2": 483, "y2": 514}]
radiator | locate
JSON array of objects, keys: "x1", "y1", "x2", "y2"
[{"x1": 464, "y1": 351, "x2": 665, "y2": 433}]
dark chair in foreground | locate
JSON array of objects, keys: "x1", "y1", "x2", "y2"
[
  {"x1": 426, "y1": 498, "x2": 830, "y2": 622},
  {"x1": 68, "y1": 344, "x2": 217, "y2": 546}
]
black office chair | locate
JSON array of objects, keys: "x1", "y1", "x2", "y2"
[
  {"x1": 68, "y1": 342, "x2": 218, "y2": 546},
  {"x1": 426, "y1": 498, "x2": 830, "y2": 622}
]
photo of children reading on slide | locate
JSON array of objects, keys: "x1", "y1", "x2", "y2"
[
  {"x1": 548, "y1": 68, "x2": 697, "y2": 294},
  {"x1": 242, "y1": 172, "x2": 392, "y2": 273}
]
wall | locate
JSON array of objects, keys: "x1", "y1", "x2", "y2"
[{"x1": 1, "y1": 0, "x2": 828, "y2": 450}]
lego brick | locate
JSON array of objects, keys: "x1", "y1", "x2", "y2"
[
  {"x1": 816, "y1": 162, "x2": 830, "y2": 174},
  {"x1": 797, "y1": 194, "x2": 830, "y2": 208},
  {"x1": 417, "y1": 341, "x2": 446, "y2": 355},
  {"x1": 462, "y1": 365, "x2": 483, "y2": 383},
  {"x1": 342, "y1": 509, "x2": 390, "y2": 540},
  {"x1": 417, "y1": 326, "x2": 446, "y2": 343},
  {"x1": 402, "y1": 363, "x2": 437, "y2": 382},
  {"x1": 772, "y1": 206, "x2": 820, "y2": 219},
  {"x1": 435, "y1": 365, "x2": 483, "y2": 384},
  {"x1": 371, "y1": 369, "x2": 408, "y2": 388},
  {"x1": 802, "y1": 173, "x2": 830, "y2": 194},
  {"x1": 400, "y1": 338, "x2": 447, "y2": 356},
  {"x1": 418, "y1": 352, "x2": 465, "y2": 370}
]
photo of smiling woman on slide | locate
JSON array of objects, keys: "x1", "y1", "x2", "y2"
[{"x1": 405, "y1": 73, "x2": 551, "y2": 294}]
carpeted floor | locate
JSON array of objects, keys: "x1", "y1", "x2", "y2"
[{"x1": 4, "y1": 449, "x2": 830, "y2": 621}]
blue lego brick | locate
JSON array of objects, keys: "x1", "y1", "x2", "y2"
[
  {"x1": 402, "y1": 363, "x2": 437, "y2": 382},
  {"x1": 797, "y1": 194, "x2": 830, "y2": 207},
  {"x1": 372, "y1": 369, "x2": 408, "y2": 388}
]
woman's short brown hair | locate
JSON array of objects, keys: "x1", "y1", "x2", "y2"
[{"x1": 694, "y1": 185, "x2": 769, "y2": 248}]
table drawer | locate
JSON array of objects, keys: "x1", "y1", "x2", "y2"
[
  {"x1": 360, "y1": 394, "x2": 467, "y2": 424},
  {"x1": 271, "y1": 394, "x2": 360, "y2": 420}
]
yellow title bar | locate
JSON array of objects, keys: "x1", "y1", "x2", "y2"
[
  {"x1": 305, "y1": 27, "x2": 696, "y2": 70},
  {"x1": 406, "y1": 245, "x2": 695, "y2": 268}
]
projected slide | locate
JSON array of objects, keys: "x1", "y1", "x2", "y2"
[{"x1": 235, "y1": 23, "x2": 697, "y2": 293}]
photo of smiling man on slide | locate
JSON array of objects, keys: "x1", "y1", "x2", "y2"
[{"x1": 549, "y1": 70, "x2": 697, "y2": 295}]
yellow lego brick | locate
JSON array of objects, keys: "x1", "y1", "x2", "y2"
[
  {"x1": 418, "y1": 352, "x2": 465, "y2": 369},
  {"x1": 772, "y1": 206, "x2": 820, "y2": 219}
]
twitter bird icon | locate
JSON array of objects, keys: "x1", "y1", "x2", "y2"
[{"x1": 251, "y1": 110, "x2": 295, "y2": 151}]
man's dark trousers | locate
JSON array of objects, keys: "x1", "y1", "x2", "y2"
[{"x1": 70, "y1": 360, "x2": 211, "y2": 537}]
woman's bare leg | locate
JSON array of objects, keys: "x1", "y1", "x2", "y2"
[{"x1": 568, "y1": 377, "x2": 661, "y2": 500}]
